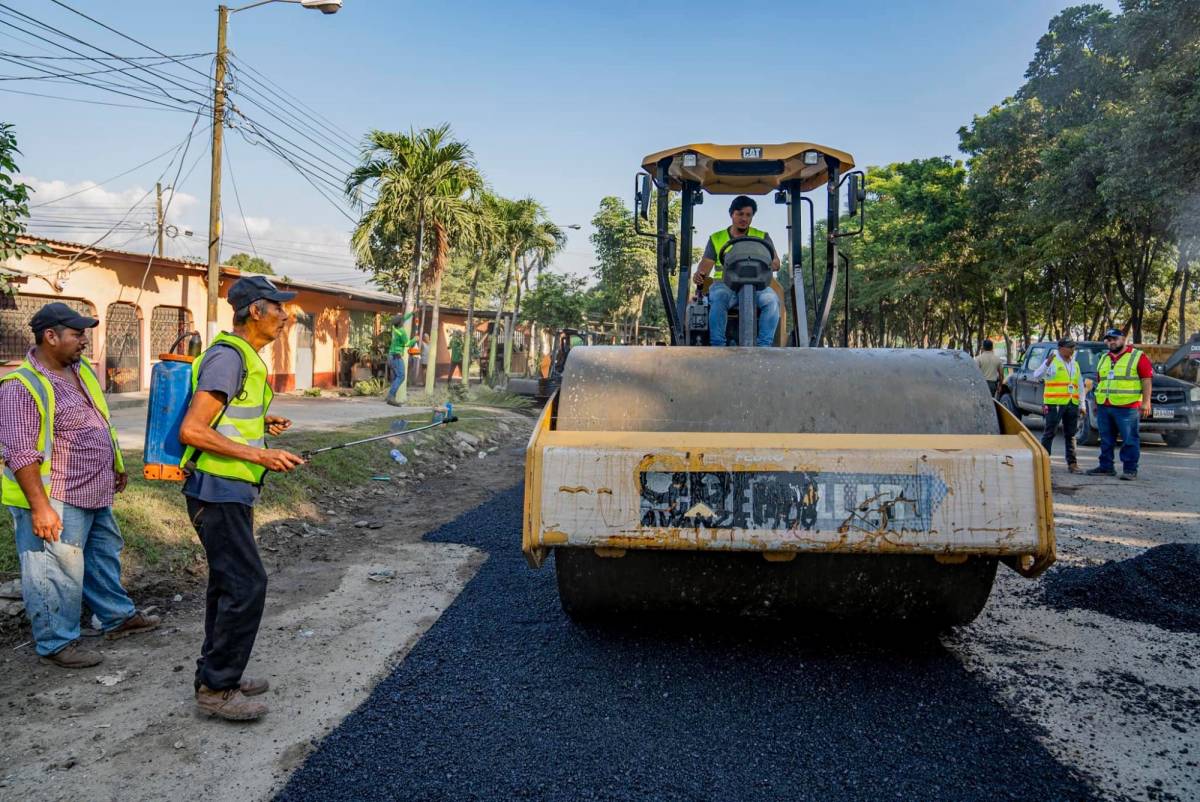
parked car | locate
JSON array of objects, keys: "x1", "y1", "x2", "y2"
[{"x1": 1000, "y1": 341, "x2": 1200, "y2": 448}]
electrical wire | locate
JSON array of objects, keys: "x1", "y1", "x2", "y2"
[
  {"x1": 0, "y1": 84, "x2": 198, "y2": 111},
  {"x1": 223, "y1": 138, "x2": 258, "y2": 259},
  {"x1": 30, "y1": 138, "x2": 195, "y2": 206}
]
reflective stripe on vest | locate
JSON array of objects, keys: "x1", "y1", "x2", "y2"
[
  {"x1": 1, "y1": 356, "x2": 124, "y2": 509},
  {"x1": 1095, "y1": 349, "x2": 1144, "y2": 406},
  {"x1": 180, "y1": 332, "x2": 272, "y2": 484},
  {"x1": 709, "y1": 226, "x2": 766, "y2": 281},
  {"x1": 1043, "y1": 355, "x2": 1082, "y2": 405}
]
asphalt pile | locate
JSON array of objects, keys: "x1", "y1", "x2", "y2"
[
  {"x1": 277, "y1": 487, "x2": 1096, "y2": 802},
  {"x1": 1041, "y1": 543, "x2": 1200, "y2": 633}
]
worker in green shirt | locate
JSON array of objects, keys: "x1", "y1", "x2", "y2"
[{"x1": 387, "y1": 312, "x2": 413, "y2": 405}]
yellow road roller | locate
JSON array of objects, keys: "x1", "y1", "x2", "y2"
[{"x1": 523, "y1": 143, "x2": 1055, "y2": 627}]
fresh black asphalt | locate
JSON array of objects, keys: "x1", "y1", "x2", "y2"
[{"x1": 277, "y1": 486, "x2": 1098, "y2": 802}]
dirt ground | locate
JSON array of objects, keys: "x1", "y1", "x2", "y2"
[
  {"x1": 0, "y1": 418, "x2": 1196, "y2": 801},
  {"x1": 0, "y1": 413, "x2": 534, "y2": 802}
]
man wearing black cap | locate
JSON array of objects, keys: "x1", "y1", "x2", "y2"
[
  {"x1": 178, "y1": 275, "x2": 304, "y2": 721},
  {"x1": 1032, "y1": 337, "x2": 1083, "y2": 472},
  {"x1": 0, "y1": 303, "x2": 160, "y2": 668},
  {"x1": 1087, "y1": 328, "x2": 1153, "y2": 480}
]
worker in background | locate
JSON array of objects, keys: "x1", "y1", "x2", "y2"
[
  {"x1": 178, "y1": 276, "x2": 304, "y2": 721},
  {"x1": 1087, "y1": 328, "x2": 1154, "y2": 480},
  {"x1": 387, "y1": 312, "x2": 414, "y2": 406},
  {"x1": 419, "y1": 332, "x2": 431, "y2": 383},
  {"x1": 975, "y1": 339, "x2": 1004, "y2": 397},
  {"x1": 693, "y1": 195, "x2": 781, "y2": 347},
  {"x1": 0, "y1": 303, "x2": 160, "y2": 668},
  {"x1": 1033, "y1": 337, "x2": 1083, "y2": 473}
]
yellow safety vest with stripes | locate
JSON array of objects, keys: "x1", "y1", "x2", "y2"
[
  {"x1": 1095, "y1": 348, "x2": 1145, "y2": 407},
  {"x1": 180, "y1": 332, "x2": 272, "y2": 485},
  {"x1": 709, "y1": 226, "x2": 767, "y2": 281},
  {"x1": 0, "y1": 356, "x2": 125, "y2": 509},
  {"x1": 1043, "y1": 355, "x2": 1082, "y2": 405}
]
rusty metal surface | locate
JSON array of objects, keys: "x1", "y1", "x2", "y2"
[{"x1": 556, "y1": 347, "x2": 998, "y2": 435}]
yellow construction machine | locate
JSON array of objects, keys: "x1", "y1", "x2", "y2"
[{"x1": 523, "y1": 142, "x2": 1055, "y2": 627}]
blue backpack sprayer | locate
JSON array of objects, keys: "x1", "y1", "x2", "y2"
[{"x1": 142, "y1": 339, "x2": 457, "y2": 479}]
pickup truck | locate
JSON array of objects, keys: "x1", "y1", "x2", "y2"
[{"x1": 1001, "y1": 341, "x2": 1200, "y2": 448}]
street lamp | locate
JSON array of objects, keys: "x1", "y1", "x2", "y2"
[{"x1": 206, "y1": 0, "x2": 341, "y2": 341}]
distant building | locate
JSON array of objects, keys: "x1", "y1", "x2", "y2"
[{"x1": 1, "y1": 236, "x2": 516, "y2": 391}]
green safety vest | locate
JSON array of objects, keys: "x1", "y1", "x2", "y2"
[
  {"x1": 1095, "y1": 348, "x2": 1145, "y2": 406},
  {"x1": 709, "y1": 226, "x2": 767, "y2": 281},
  {"x1": 1, "y1": 356, "x2": 125, "y2": 509},
  {"x1": 1043, "y1": 355, "x2": 1082, "y2": 405},
  {"x1": 180, "y1": 332, "x2": 272, "y2": 485}
]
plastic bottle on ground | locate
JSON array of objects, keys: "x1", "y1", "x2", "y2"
[{"x1": 390, "y1": 449, "x2": 408, "y2": 465}]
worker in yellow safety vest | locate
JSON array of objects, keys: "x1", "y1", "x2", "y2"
[
  {"x1": 178, "y1": 275, "x2": 304, "y2": 721},
  {"x1": 1086, "y1": 328, "x2": 1154, "y2": 480},
  {"x1": 1032, "y1": 337, "x2": 1083, "y2": 472},
  {"x1": 692, "y1": 195, "x2": 781, "y2": 346},
  {"x1": 0, "y1": 302, "x2": 160, "y2": 668}
]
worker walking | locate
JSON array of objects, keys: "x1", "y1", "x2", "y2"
[
  {"x1": 178, "y1": 276, "x2": 305, "y2": 721},
  {"x1": 975, "y1": 339, "x2": 1004, "y2": 397},
  {"x1": 1033, "y1": 338, "x2": 1083, "y2": 473},
  {"x1": 1087, "y1": 328, "x2": 1154, "y2": 480},
  {"x1": 387, "y1": 312, "x2": 413, "y2": 406},
  {"x1": 692, "y1": 195, "x2": 781, "y2": 347},
  {"x1": 0, "y1": 303, "x2": 159, "y2": 668}
]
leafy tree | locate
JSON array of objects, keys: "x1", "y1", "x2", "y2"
[
  {"x1": 347, "y1": 125, "x2": 483, "y2": 399},
  {"x1": 227, "y1": 252, "x2": 274, "y2": 275},
  {"x1": 0, "y1": 123, "x2": 48, "y2": 292},
  {"x1": 521, "y1": 271, "x2": 588, "y2": 333}
]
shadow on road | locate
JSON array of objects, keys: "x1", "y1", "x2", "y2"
[{"x1": 277, "y1": 487, "x2": 1097, "y2": 802}]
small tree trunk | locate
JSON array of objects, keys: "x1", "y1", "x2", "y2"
[
  {"x1": 488, "y1": 249, "x2": 517, "y2": 383},
  {"x1": 504, "y1": 257, "x2": 529, "y2": 376},
  {"x1": 395, "y1": 211, "x2": 425, "y2": 403},
  {"x1": 462, "y1": 259, "x2": 482, "y2": 384},
  {"x1": 423, "y1": 225, "x2": 449, "y2": 396},
  {"x1": 1180, "y1": 242, "x2": 1192, "y2": 345}
]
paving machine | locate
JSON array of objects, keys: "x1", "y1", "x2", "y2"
[{"x1": 523, "y1": 143, "x2": 1056, "y2": 627}]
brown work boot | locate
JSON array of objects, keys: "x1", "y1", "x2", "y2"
[
  {"x1": 105, "y1": 611, "x2": 162, "y2": 640},
  {"x1": 239, "y1": 676, "x2": 270, "y2": 696},
  {"x1": 195, "y1": 685, "x2": 269, "y2": 721},
  {"x1": 39, "y1": 641, "x2": 103, "y2": 669},
  {"x1": 1067, "y1": 463, "x2": 1083, "y2": 474}
]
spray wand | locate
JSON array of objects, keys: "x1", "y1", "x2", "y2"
[{"x1": 300, "y1": 404, "x2": 458, "y2": 461}]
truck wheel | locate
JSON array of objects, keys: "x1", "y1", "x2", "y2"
[
  {"x1": 1163, "y1": 430, "x2": 1198, "y2": 449},
  {"x1": 1001, "y1": 394, "x2": 1022, "y2": 421},
  {"x1": 1077, "y1": 412, "x2": 1100, "y2": 446}
]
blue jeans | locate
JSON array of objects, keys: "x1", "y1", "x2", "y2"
[
  {"x1": 9, "y1": 500, "x2": 136, "y2": 656},
  {"x1": 1097, "y1": 404, "x2": 1140, "y2": 473},
  {"x1": 708, "y1": 283, "x2": 780, "y2": 347},
  {"x1": 388, "y1": 354, "x2": 406, "y2": 401}
]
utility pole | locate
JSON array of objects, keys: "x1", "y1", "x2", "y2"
[
  {"x1": 155, "y1": 182, "x2": 165, "y2": 257},
  {"x1": 206, "y1": 5, "x2": 230, "y2": 343}
]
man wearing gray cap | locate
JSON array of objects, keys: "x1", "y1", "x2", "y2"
[
  {"x1": 178, "y1": 275, "x2": 303, "y2": 720},
  {"x1": 0, "y1": 303, "x2": 160, "y2": 668},
  {"x1": 1032, "y1": 337, "x2": 1083, "y2": 472}
]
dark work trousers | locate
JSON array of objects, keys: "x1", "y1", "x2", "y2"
[
  {"x1": 186, "y1": 497, "x2": 267, "y2": 692},
  {"x1": 1041, "y1": 402, "x2": 1080, "y2": 466}
]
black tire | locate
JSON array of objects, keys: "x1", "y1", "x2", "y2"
[
  {"x1": 554, "y1": 548, "x2": 998, "y2": 630},
  {"x1": 1077, "y1": 409, "x2": 1100, "y2": 446},
  {"x1": 1163, "y1": 429, "x2": 1198, "y2": 449},
  {"x1": 1001, "y1": 393, "x2": 1022, "y2": 421}
]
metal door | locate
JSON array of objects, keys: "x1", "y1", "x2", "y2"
[
  {"x1": 105, "y1": 302, "x2": 141, "y2": 392},
  {"x1": 294, "y1": 312, "x2": 314, "y2": 390}
]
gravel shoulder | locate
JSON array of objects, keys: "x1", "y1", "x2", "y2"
[{"x1": 0, "y1": 414, "x2": 534, "y2": 802}]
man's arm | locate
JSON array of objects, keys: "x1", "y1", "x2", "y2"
[
  {"x1": 1031, "y1": 354, "x2": 1054, "y2": 379},
  {"x1": 693, "y1": 237, "x2": 717, "y2": 285},
  {"x1": 0, "y1": 382, "x2": 61, "y2": 540},
  {"x1": 764, "y1": 233, "x2": 781, "y2": 271},
  {"x1": 179, "y1": 391, "x2": 303, "y2": 472},
  {"x1": 1137, "y1": 352, "x2": 1154, "y2": 418}
]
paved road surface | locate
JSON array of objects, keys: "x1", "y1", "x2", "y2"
[{"x1": 276, "y1": 487, "x2": 1098, "y2": 802}]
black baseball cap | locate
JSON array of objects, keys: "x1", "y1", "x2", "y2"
[
  {"x1": 29, "y1": 302, "x2": 98, "y2": 333},
  {"x1": 227, "y1": 275, "x2": 296, "y2": 310},
  {"x1": 1102, "y1": 328, "x2": 1125, "y2": 339},
  {"x1": 1057, "y1": 337, "x2": 1076, "y2": 348}
]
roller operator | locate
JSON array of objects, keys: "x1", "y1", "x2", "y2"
[{"x1": 692, "y1": 195, "x2": 781, "y2": 347}]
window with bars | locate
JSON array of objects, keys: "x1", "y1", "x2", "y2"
[
  {"x1": 149, "y1": 305, "x2": 193, "y2": 357},
  {"x1": 0, "y1": 294, "x2": 97, "y2": 362}
]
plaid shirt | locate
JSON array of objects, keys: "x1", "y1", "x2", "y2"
[{"x1": 0, "y1": 349, "x2": 118, "y2": 509}]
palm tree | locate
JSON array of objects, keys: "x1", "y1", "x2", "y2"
[
  {"x1": 487, "y1": 196, "x2": 542, "y2": 381},
  {"x1": 346, "y1": 125, "x2": 482, "y2": 402},
  {"x1": 511, "y1": 219, "x2": 566, "y2": 374},
  {"x1": 459, "y1": 192, "x2": 504, "y2": 385}
]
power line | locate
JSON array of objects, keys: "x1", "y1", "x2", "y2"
[
  {"x1": 231, "y1": 53, "x2": 357, "y2": 143},
  {"x1": 0, "y1": 50, "x2": 212, "y2": 61},
  {"x1": 0, "y1": 84, "x2": 199, "y2": 111},
  {"x1": 30, "y1": 136, "x2": 200, "y2": 206},
  {"x1": 0, "y1": 52, "x2": 208, "y2": 81},
  {"x1": 224, "y1": 139, "x2": 259, "y2": 259}
]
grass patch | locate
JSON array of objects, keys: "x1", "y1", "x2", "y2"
[
  {"x1": 0, "y1": 410, "x2": 498, "y2": 581},
  {"x1": 468, "y1": 386, "x2": 534, "y2": 410}
]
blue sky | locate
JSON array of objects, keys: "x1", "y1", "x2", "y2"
[{"x1": 3, "y1": 0, "x2": 1115, "y2": 287}]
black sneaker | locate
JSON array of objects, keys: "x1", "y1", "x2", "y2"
[
  {"x1": 1085, "y1": 467, "x2": 1116, "y2": 476},
  {"x1": 1119, "y1": 472, "x2": 1137, "y2": 481}
]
